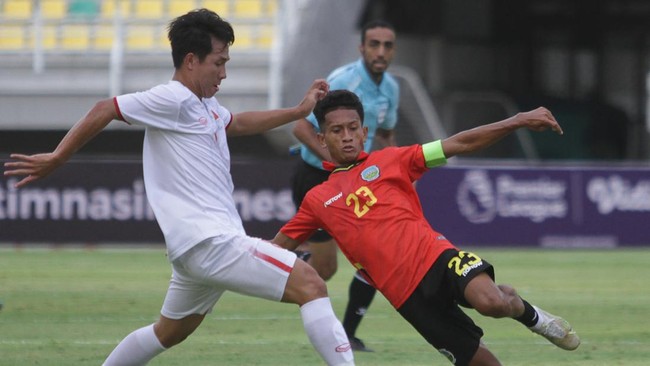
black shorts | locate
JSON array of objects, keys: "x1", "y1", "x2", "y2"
[
  {"x1": 291, "y1": 161, "x2": 332, "y2": 242},
  {"x1": 397, "y1": 249, "x2": 495, "y2": 366}
]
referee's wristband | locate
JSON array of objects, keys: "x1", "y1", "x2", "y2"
[{"x1": 422, "y1": 140, "x2": 447, "y2": 168}]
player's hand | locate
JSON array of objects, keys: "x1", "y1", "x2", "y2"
[
  {"x1": 518, "y1": 107, "x2": 564, "y2": 135},
  {"x1": 3, "y1": 152, "x2": 63, "y2": 188},
  {"x1": 295, "y1": 79, "x2": 329, "y2": 118}
]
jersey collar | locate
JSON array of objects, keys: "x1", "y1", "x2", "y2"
[{"x1": 322, "y1": 151, "x2": 370, "y2": 172}]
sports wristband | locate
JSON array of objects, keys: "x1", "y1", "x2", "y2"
[{"x1": 422, "y1": 140, "x2": 447, "y2": 168}]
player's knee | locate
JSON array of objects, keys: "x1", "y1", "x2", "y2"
[
  {"x1": 303, "y1": 270, "x2": 328, "y2": 300},
  {"x1": 285, "y1": 262, "x2": 329, "y2": 305},
  {"x1": 313, "y1": 261, "x2": 337, "y2": 281}
]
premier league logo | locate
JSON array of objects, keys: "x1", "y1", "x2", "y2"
[{"x1": 457, "y1": 170, "x2": 497, "y2": 224}]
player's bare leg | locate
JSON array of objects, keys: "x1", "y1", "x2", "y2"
[
  {"x1": 469, "y1": 343, "x2": 502, "y2": 366},
  {"x1": 306, "y1": 238, "x2": 339, "y2": 281},
  {"x1": 464, "y1": 273, "x2": 524, "y2": 318},
  {"x1": 281, "y1": 256, "x2": 329, "y2": 304},
  {"x1": 154, "y1": 314, "x2": 205, "y2": 347},
  {"x1": 464, "y1": 273, "x2": 580, "y2": 351}
]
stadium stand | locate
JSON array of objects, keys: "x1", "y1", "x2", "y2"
[
  {"x1": 0, "y1": 24, "x2": 25, "y2": 49},
  {"x1": 168, "y1": 0, "x2": 196, "y2": 16},
  {"x1": 41, "y1": 0, "x2": 67, "y2": 19},
  {"x1": 134, "y1": 0, "x2": 165, "y2": 20},
  {"x1": 60, "y1": 23, "x2": 90, "y2": 49},
  {"x1": 0, "y1": 0, "x2": 277, "y2": 140},
  {"x1": 67, "y1": 0, "x2": 99, "y2": 18},
  {"x1": 2, "y1": 0, "x2": 32, "y2": 19},
  {"x1": 234, "y1": 0, "x2": 262, "y2": 18},
  {"x1": 0, "y1": 0, "x2": 277, "y2": 52},
  {"x1": 100, "y1": 0, "x2": 132, "y2": 18},
  {"x1": 202, "y1": 0, "x2": 229, "y2": 17}
]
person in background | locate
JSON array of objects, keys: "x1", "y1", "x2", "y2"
[{"x1": 291, "y1": 20, "x2": 399, "y2": 352}]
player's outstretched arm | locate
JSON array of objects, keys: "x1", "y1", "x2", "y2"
[
  {"x1": 271, "y1": 232, "x2": 302, "y2": 252},
  {"x1": 293, "y1": 118, "x2": 332, "y2": 161},
  {"x1": 3, "y1": 99, "x2": 119, "y2": 188},
  {"x1": 227, "y1": 79, "x2": 329, "y2": 136},
  {"x1": 441, "y1": 106, "x2": 563, "y2": 159}
]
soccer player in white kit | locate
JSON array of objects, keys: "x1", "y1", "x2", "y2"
[{"x1": 3, "y1": 9, "x2": 354, "y2": 366}]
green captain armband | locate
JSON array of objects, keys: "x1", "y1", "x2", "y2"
[{"x1": 422, "y1": 140, "x2": 447, "y2": 168}]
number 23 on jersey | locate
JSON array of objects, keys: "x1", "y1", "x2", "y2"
[{"x1": 346, "y1": 186, "x2": 378, "y2": 218}]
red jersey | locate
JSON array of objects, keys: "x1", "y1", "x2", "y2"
[{"x1": 280, "y1": 145, "x2": 456, "y2": 308}]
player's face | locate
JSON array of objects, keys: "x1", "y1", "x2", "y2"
[
  {"x1": 318, "y1": 108, "x2": 368, "y2": 165},
  {"x1": 359, "y1": 27, "x2": 396, "y2": 81},
  {"x1": 192, "y1": 37, "x2": 230, "y2": 98}
]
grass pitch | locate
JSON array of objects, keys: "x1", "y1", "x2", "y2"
[{"x1": 0, "y1": 246, "x2": 648, "y2": 365}]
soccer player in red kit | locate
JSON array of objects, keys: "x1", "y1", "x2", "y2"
[{"x1": 272, "y1": 90, "x2": 580, "y2": 366}]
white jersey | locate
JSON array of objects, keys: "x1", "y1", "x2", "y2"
[{"x1": 114, "y1": 80, "x2": 244, "y2": 261}]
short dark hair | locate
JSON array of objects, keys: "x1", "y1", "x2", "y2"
[
  {"x1": 168, "y1": 8, "x2": 235, "y2": 68},
  {"x1": 361, "y1": 19, "x2": 395, "y2": 44},
  {"x1": 314, "y1": 90, "x2": 365, "y2": 129}
]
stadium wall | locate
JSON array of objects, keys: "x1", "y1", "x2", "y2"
[{"x1": 1, "y1": 158, "x2": 649, "y2": 247}]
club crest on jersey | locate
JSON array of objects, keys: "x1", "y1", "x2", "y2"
[{"x1": 361, "y1": 165, "x2": 380, "y2": 182}]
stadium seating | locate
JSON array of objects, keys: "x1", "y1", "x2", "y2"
[
  {"x1": 60, "y1": 23, "x2": 90, "y2": 49},
  {"x1": 93, "y1": 24, "x2": 116, "y2": 50},
  {"x1": 134, "y1": 0, "x2": 165, "y2": 20},
  {"x1": 2, "y1": 0, "x2": 32, "y2": 19},
  {"x1": 127, "y1": 24, "x2": 164, "y2": 49},
  {"x1": 0, "y1": 0, "x2": 278, "y2": 52},
  {"x1": 233, "y1": 0, "x2": 263, "y2": 18},
  {"x1": 201, "y1": 0, "x2": 229, "y2": 17},
  {"x1": 68, "y1": 0, "x2": 99, "y2": 18},
  {"x1": 0, "y1": 24, "x2": 26, "y2": 49},
  {"x1": 100, "y1": 0, "x2": 132, "y2": 18},
  {"x1": 33, "y1": 24, "x2": 59, "y2": 49},
  {"x1": 168, "y1": 0, "x2": 196, "y2": 16},
  {"x1": 41, "y1": 0, "x2": 67, "y2": 19}
]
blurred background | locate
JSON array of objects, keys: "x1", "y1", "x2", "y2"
[
  {"x1": 0, "y1": 0, "x2": 649, "y2": 246},
  {"x1": 1, "y1": 0, "x2": 649, "y2": 160}
]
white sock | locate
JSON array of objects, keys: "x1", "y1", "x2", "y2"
[
  {"x1": 103, "y1": 324, "x2": 166, "y2": 366},
  {"x1": 300, "y1": 297, "x2": 355, "y2": 366},
  {"x1": 530, "y1": 305, "x2": 551, "y2": 330}
]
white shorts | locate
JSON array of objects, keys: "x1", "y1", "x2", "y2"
[{"x1": 161, "y1": 234, "x2": 297, "y2": 319}]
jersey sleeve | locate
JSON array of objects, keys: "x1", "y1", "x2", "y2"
[
  {"x1": 379, "y1": 79, "x2": 400, "y2": 130},
  {"x1": 114, "y1": 84, "x2": 181, "y2": 130},
  {"x1": 213, "y1": 101, "x2": 233, "y2": 129},
  {"x1": 304, "y1": 112, "x2": 319, "y2": 131},
  {"x1": 396, "y1": 144, "x2": 435, "y2": 182},
  {"x1": 279, "y1": 194, "x2": 321, "y2": 243}
]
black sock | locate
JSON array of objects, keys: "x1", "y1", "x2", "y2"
[
  {"x1": 514, "y1": 299, "x2": 539, "y2": 327},
  {"x1": 342, "y1": 273, "x2": 377, "y2": 338}
]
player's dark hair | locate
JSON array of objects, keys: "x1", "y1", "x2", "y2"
[
  {"x1": 314, "y1": 90, "x2": 365, "y2": 128},
  {"x1": 361, "y1": 19, "x2": 395, "y2": 44},
  {"x1": 168, "y1": 8, "x2": 235, "y2": 69}
]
